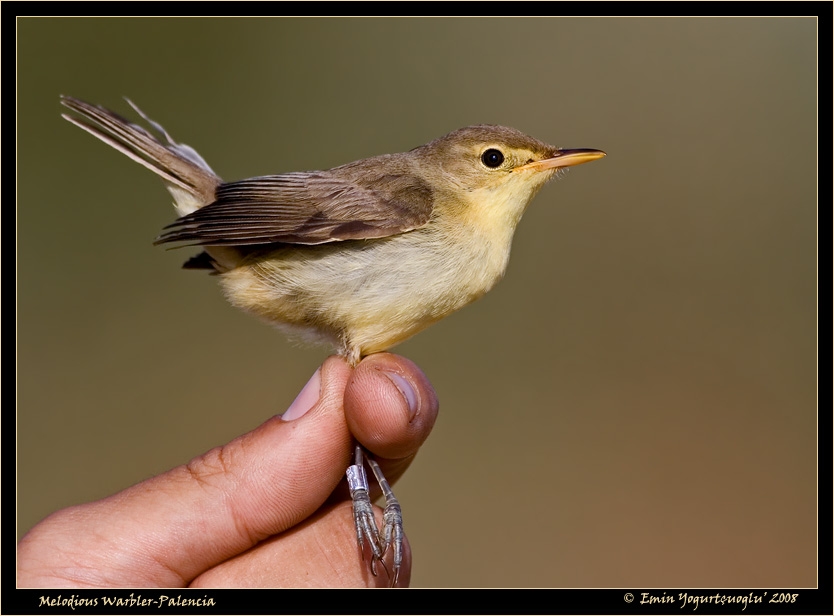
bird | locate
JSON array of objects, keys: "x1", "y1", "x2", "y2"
[{"x1": 60, "y1": 95, "x2": 605, "y2": 585}]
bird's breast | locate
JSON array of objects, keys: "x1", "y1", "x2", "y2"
[{"x1": 217, "y1": 218, "x2": 514, "y2": 356}]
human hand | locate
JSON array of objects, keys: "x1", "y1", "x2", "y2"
[{"x1": 17, "y1": 353, "x2": 438, "y2": 588}]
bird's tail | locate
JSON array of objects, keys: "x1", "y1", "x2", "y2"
[{"x1": 60, "y1": 96, "x2": 221, "y2": 217}]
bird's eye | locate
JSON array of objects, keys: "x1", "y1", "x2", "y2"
[{"x1": 481, "y1": 148, "x2": 505, "y2": 168}]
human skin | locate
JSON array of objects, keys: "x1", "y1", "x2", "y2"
[{"x1": 17, "y1": 353, "x2": 438, "y2": 588}]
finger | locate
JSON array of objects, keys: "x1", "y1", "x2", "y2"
[
  {"x1": 190, "y1": 501, "x2": 411, "y2": 588},
  {"x1": 17, "y1": 356, "x2": 357, "y2": 588},
  {"x1": 344, "y1": 353, "x2": 439, "y2": 486}
]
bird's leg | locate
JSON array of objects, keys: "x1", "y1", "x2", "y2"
[
  {"x1": 346, "y1": 444, "x2": 403, "y2": 586},
  {"x1": 366, "y1": 453, "x2": 403, "y2": 587},
  {"x1": 346, "y1": 445, "x2": 383, "y2": 569}
]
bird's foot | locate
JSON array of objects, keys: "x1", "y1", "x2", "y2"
[{"x1": 346, "y1": 445, "x2": 403, "y2": 586}]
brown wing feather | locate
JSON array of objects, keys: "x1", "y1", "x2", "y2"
[{"x1": 155, "y1": 164, "x2": 435, "y2": 247}]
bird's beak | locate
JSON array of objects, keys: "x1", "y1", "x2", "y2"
[{"x1": 515, "y1": 148, "x2": 606, "y2": 172}]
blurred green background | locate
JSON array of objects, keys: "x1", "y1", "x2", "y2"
[{"x1": 17, "y1": 17, "x2": 817, "y2": 588}]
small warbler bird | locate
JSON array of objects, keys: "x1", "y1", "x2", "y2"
[{"x1": 61, "y1": 95, "x2": 605, "y2": 585}]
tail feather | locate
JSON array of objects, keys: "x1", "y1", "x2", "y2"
[{"x1": 60, "y1": 96, "x2": 221, "y2": 216}]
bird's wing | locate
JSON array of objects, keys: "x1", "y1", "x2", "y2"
[{"x1": 155, "y1": 169, "x2": 434, "y2": 246}]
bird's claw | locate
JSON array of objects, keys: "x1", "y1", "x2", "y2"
[{"x1": 346, "y1": 447, "x2": 404, "y2": 587}]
